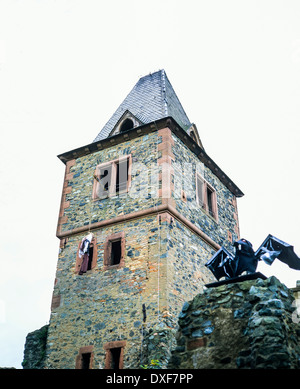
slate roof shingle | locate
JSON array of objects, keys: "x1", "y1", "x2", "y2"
[{"x1": 93, "y1": 69, "x2": 192, "y2": 142}]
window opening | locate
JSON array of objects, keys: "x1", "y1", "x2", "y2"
[
  {"x1": 196, "y1": 174, "x2": 218, "y2": 220},
  {"x1": 99, "y1": 165, "x2": 112, "y2": 197},
  {"x1": 93, "y1": 155, "x2": 131, "y2": 200},
  {"x1": 76, "y1": 346, "x2": 94, "y2": 369},
  {"x1": 101, "y1": 169, "x2": 109, "y2": 191},
  {"x1": 111, "y1": 239, "x2": 121, "y2": 265},
  {"x1": 196, "y1": 176, "x2": 204, "y2": 208},
  {"x1": 104, "y1": 232, "x2": 125, "y2": 270},
  {"x1": 207, "y1": 187, "x2": 214, "y2": 217},
  {"x1": 77, "y1": 233, "x2": 96, "y2": 275},
  {"x1": 116, "y1": 158, "x2": 129, "y2": 194},
  {"x1": 120, "y1": 118, "x2": 134, "y2": 133},
  {"x1": 81, "y1": 352, "x2": 91, "y2": 369},
  {"x1": 104, "y1": 340, "x2": 126, "y2": 369},
  {"x1": 87, "y1": 245, "x2": 94, "y2": 271},
  {"x1": 110, "y1": 348, "x2": 121, "y2": 369}
]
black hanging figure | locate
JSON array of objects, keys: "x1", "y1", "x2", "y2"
[{"x1": 205, "y1": 234, "x2": 300, "y2": 281}]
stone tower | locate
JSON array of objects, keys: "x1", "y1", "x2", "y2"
[{"x1": 45, "y1": 70, "x2": 244, "y2": 369}]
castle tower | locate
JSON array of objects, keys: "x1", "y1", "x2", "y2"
[{"x1": 45, "y1": 70, "x2": 244, "y2": 369}]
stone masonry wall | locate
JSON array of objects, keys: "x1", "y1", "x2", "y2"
[
  {"x1": 164, "y1": 215, "x2": 216, "y2": 325},
  {"x1": 46, "y1": 214, "x2": 217, "y2": 369},
  {"x1": 45, "y1": 124, "x2": 242, "y2": 368},
  {"x1": 169, "y1": 276, "x2": 300, "y2": 369},
  {"x1": 47, "y1": 215, "x2": 164, "y2": 368},
  {"x1": 58, "y1": 132, "x2": 161, "y2": 235},
  {"x1": 171, "y1": 134, "x2": 240, "y2": 252},
  {"x1": 22, "y1": 325, "x2": 48, "y2": 369}
]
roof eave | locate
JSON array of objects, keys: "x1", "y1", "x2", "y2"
[{"x1": 57, "y1": 117, "x2": 244, "y2": 198}]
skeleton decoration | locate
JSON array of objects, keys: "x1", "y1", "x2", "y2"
[
  {"x1": 205, "y1": 234, "x2": 300, "y2": 281},
  {"x1": 78, "y1": 232, "x2": 94, "y2": 275}
]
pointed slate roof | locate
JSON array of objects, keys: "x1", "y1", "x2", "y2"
[{"x1": 93, "y1": 69, "x2": 192, "y2": 142}]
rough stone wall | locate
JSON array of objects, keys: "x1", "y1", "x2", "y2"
[
  {"x1": 171, "y1": 134, "x2": 240, "y2": 251},
  {"x1": 46, "y1": 215, "x2": 165, "y2": 369},
  {"x1": 22, "y1": 325, "x2": 48, "y2": 369},
  {"x1": 46, "y1": 215, "x2": 216, "y2": 369},
  {"x1": 139, "y1": 216, "x2": 216, "y2": 368},
  {"x1": 164, "y1": 216, "x2": 216, "y2": 324},
  {"x1": 45, "y1": 125, "x2": 241, "y2": 368},
  {"x1": 58, "y1": 132, "x2": 161, "y2": 235},
  {"x1": 169, "y1": 276, "x2": 300, "y2": 369},
  {"x1": 141, "y1": 324, "x2": 177, "y2": 368}
]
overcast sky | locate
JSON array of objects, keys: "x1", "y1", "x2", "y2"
[{"x1": 0, "y1": 0, "x2": 300, "y2": 368}]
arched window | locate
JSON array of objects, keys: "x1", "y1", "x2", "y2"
[{"x1": 120, "y1": 118, "x2": 134, "y2": 133}]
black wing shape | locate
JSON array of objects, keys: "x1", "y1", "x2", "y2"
[
  {"x1": 255, "y1": 234, "x2": 300, "y2": 270},
  {"x1": 205, "y1": 247, "x2": 235, "y2": 280}
]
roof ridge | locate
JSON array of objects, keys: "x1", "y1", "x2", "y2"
[{"x1": 160, "y1": 69, "x2": 168, "y2": 117}]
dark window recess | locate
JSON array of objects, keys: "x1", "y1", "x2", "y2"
[
  {"x1": 81, "y1": 353, "x2": 91, "y2": 369},
  {"x1": 111, "y1": 240, "x2": 121, "y2": 265},
  {"x1": 87, "y1": 245, "x2": 94, "y2": 271},
  {"x1": 207, "y1": 187, "x2": 214, "y2": 216},
  {"x1": 120, "y1": 118, "x2": 134, "y2": 133},
  {"x1": 110, "y1": 348, "x2": 121, "y2": 369},
  {"x1": 116, "y1": 159, "x2": 129, "y2": 193}
]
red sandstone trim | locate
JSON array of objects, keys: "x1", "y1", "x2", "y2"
[
  {"x1": 51, "y1": 294, "x2": 61, "y2": 310},
  {"x1": 104, "y1": 340, "x2": 126, "y2": 369},
  {"x1": 75, "y1": 345, "x2": 94, "y2": 369},
  {"x1": 187, "y1": 337, "x2": 207, "y2": 351},
  {"x1": 57, "y1": 203, "x2": 220, "y2": 251},
  {"x1": 92, "y1": 154, "x2": 132, "y2": 200},
  {"x1": 103, "y1": 231, "x2": 125, "y2": 270},
  {"x1": 167, "y1": 203, "x2": 220, "y2": 251},
  {"x1": 56, "y1": 159, "x2": 75, "y2": 237},
  {"x1": 57, "y1": 117, "x2": 244, "y2": 198},
  {"x1": 75, "y1": 237, "x2": 98, "y2": 274},
  {"x1": 157, "y1": 127, "x2": 175, "y2": 206},
  {"x1": 196, "y1": 173, "x2": 219, "y2": 222},
  {"x1": 57, "y1": 204, "x2": 167, "y2": 238}
]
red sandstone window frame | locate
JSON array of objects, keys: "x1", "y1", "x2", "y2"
[
  {"x1": 51, "y1": 294, "x2": 61, "y2": 310},
  {"x1": 75, "y1": 345, "x2": 94, "y2": 369},
  {"x1": 104, "y1": 340, "x2": 126, "y2": 369},
  {"x1": 196, "y1": 173, "x2": 218, "y2": 221},
  {"x1": 103, "y1": 231, "x2": 125, "y2": 270},
  {"x1": 92, "y1": 155, "x2": 132, "y2": 200},
  {"x1": 75, "y1": 237, "x2": 98, "y2": 274}
]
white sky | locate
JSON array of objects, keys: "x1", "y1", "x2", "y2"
[{"x1": 0, "y1": 0, "x2": 299, "y2": 368}]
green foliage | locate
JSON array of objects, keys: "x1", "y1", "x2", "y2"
[{"x1": 140, "y1": 359, "x2": 162, "y2": 369}]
